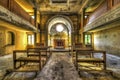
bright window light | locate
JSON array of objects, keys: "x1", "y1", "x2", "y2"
[
  {"x1": 28, "y1": 35, "x2": 31, "y2": 45},
  {"x1": 56, "y1": 24, "x2": 64, "y2": 32},
  {"x1": 31, "y1": 16, "x2": 35, "y2": 19},
  {"x1": 28, "y1": 34, "x2": 34, "y2": 45},
  {"x1": 31, "y1": 35, "x2": 34, "y2": 45}
]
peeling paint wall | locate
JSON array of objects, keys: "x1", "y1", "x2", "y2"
[
  {"x1": 0, "y1": 27, "x2": 6, "y2": 55},
  {"x1": 94, "y1": 26, "x2": 120, "y2": 56},
  {"x1": 39, "y1": 14, "x2": 78, "y2": 45},
  {"x1": 0, "y1": 26, "x2": 27, "y2": 55}
]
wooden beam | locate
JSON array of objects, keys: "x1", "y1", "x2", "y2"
[{"x1": 107, "y1": 0, "x2": 113, "y2": 10}]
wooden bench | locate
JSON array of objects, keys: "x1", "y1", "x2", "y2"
[
  {"x1": 75, "y1": 50, "x2": 106, "y2": 71},
  {"x1": 27, "y1": 47, "x2": 51, "y2": 58},
  {"x1": 71, "y1": 47, "x2": 93, "y2": 64},
  {"x1": 13, "y1": 50, "x2": 44, "y2": 71},
  {"x1": 27, "y1": 46, "x2": 51, "y2": 65}
]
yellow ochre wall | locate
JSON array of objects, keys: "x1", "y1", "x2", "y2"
[{"x1": 0, "y1": 25, "x2": 28, "y2": 55}]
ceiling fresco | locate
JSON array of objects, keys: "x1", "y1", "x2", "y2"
[{"x1": 15, "y1": 0, "x2": 104, "y2": 15}]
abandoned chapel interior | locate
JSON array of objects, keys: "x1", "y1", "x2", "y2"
[{"x1": 0, "y1": 0, "x2": 120, "y2": 80}]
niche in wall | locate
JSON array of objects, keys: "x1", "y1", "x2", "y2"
[{"x1": 7, "y1": 31, "x2": 15, "y2": 45}]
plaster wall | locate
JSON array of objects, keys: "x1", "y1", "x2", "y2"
[
  {"x1": 15, "y1": 31, "x2": 27, "y2": 50},
  {"x1": 40, "y1": 14, "x2": 78, "y2": 44},
  {"x1": 0, "y1": 26, "x2": 27, "y2": 55},
  {"x1": 94, "y1": 26, "x2": 120, "y2": 56},
  {"x1": 0, "y1": 27, "x2": 6, "y2": 55}
]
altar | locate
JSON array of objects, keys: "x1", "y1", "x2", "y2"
[{"x1": 54, "y1": 39, "x2": 65, "y2": 49}]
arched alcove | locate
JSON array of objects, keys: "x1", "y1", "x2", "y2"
[
  {"x1": 7, "y1": 31, "x2": 15, "y2": 45},
  {"x1": 46, "y1": 15, "x2": 74, "y2": 49}
]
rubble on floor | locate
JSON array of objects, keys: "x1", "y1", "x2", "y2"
[
  {"x1": 34, "y1": 53, "x2": 81, "y2": 80},
  {"x1": 0, "y1": 53, "x2": 120, "y2": 80}
]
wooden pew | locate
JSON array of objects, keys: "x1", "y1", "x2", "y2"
[
  {"x1": 27, "y1": 46, "x2": 51, "y2": 66},
  {"x1": 13, "y1": 46, "x2": 52, "y2": 72},
  {"x1": 71, "y1": 43, "x2": 93, "y2": 56},
  {"x1": 75, "y1": 50, "x2": 106, "y2": 71},
  {"x1": 71, "y1": 46, "x2": 93, "y2": 65},
  {"x1": 13, "y1": 50, "x2": 42, "y2": 71},
  {"x1": 27, "y1": 46, "x2": 50, "y2": 58}
]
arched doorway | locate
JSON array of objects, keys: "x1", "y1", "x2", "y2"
[{"x1": 47, "y1": 15, "x2": 73, "y2": 49}]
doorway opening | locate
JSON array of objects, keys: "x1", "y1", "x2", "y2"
[{"x1": 47, "y1": 15, "x2": 73, "y2": 49}]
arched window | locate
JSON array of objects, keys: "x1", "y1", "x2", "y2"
[{"x1": 7, "y1": 31, "x2": 15, "y2": 45}]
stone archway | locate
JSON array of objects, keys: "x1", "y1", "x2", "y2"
[{"x1": 46, "y1": 15, "x2": 74, "y2": 49}]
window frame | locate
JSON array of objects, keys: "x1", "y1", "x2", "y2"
[
  {"x1": 27, "y1": 34, "x2": 34, "y2": 45},
  {"x1": 83, "y1": 33, "x2": 92, "y2": 46}
]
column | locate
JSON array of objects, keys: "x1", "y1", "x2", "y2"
[
  {"x1": 107, "y1": 0, "x2": 113, "y2": 10},
  {"x1": 33, "y1": 7, "x2": 37, "y2": 27},
  {"x1": 33, "y1": 7, "x2": 38, "y2": 44},
  {"x1": 80, "y1": 8, "x2": 85, "y2": 43},
  {"x1": 77, "y1": 14, "x2": 80, "y2": 43},
  {"x1": 40, "y1": 13, "x2": 42, "y2": 43}
]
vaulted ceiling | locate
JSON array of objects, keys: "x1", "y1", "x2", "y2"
[{"x1": 15, "y1": 0, "x2": 104, "y2": 15}]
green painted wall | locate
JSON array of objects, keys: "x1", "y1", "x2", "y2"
[{"x1": 94, "y1": 26, "x2": 120, "y2": 56}]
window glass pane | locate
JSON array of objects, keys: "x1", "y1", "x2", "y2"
[
  {"x1": 27, "y1": 34, "x2": 34, "y2": 45},
  {"x1": 85, "y1": 34, "x2": 91, "y2": 45},
  {"x1": 28, "y1": 35, "x2": 31, "y2": 45},
  {"x1": 31, "y1": 35, "x2": 34, "y2": 45}
]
